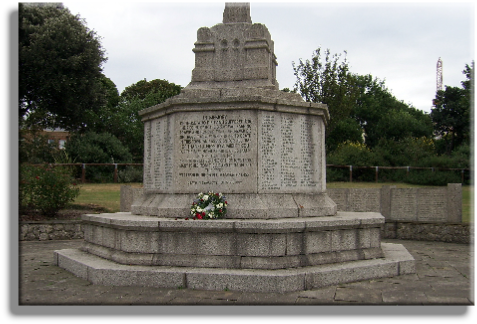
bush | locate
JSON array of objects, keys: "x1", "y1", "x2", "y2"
[
  {"x1": 405, "y1": 169, "x2": 462, "y2": 186},
  {"x1": 20, "y1": 164, "x2": 80, "y2": 216},
  {"x1": 118, "y1": 166, "x2": 143, "y2": 183},
  {"x1": 65, "y1": 132, "x2": 133, "y2": 182}
]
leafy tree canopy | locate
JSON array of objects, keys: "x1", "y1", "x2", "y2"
[
  {"x1": 86, "y1": 79, "x2": 182, "y2": 162},
  {"x1": 431, "y1": 62, "x2": 473, "y2": 154},
  {"x1": 292, "y1": 47, "x2": 433, "y2": 151},
  {"x1": 19, "y1": 3, "x2": 108, "y2": 131},
  {"x1": 120, "y1": 79, "x2": 182, "y2": 101},
  {"x1": 293, "y1": 48, "x2": 358, "y2": 138}
]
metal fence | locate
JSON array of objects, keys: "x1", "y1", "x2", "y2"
[
  {"x1": 36, "y1": 163, "x2": 471, "y2": 184},
  {"x1": 327, "y1": 164, "x2": 470, "y2": 183}
]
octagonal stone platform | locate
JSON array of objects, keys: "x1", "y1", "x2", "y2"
[{"x1": 54, "y1": 211, "x2": 415, "y2": 292}]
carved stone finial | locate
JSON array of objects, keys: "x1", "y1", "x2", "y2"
[{"x1": 223, "y1": 2, "x2": 252, "y2": 23}]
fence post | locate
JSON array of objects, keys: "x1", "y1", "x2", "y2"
[
  {"x1": 462, "y1": 169, "x2": 465, "y2": 183},
  {"x1": 375, "y1": 166, "x2": 378, "y2": 183},
  {"x1": 113, "y1": 163, "x2": 118, "y2": 183},
  {"x1": 349, "y1": 165, "x2": 353, "y2": 182},
  {"x1": 406, "y1": 166, "x2": 410, "y2": 177},
  {"x1": 81, "y1": 164, "x2": 86, "y2": 183}
]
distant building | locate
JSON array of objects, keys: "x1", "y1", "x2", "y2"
[
  {"x1": 43, "y1": 128, "x2": 69, "y2": 149},
  {"x1": 21, "y1": 127, "x2": 69, "y2": 149}
]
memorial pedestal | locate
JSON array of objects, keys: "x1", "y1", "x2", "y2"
[
  {"x1": 54, "y1": 211, "x2": 415, "y2": 293},
  {"x1": 54, "y1": 3, "x2": 415, "y2": 293}
]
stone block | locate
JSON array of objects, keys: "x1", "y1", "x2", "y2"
[
  {"x1": 240, "y1": 255, "x2": 303, "y2": 269},
  {"x1": 447, "y1": 183, "x2": 462, "y2": 223},
  {"x1": 158, "y1": 231, "x2": 196, "y2": 255},
  {"x1": 359, "y1": 227, "x2": 375, "y2": 249},
  {"x1": 348, "y1": 188, "x2": 380, "y2": 212},
  {"x1": 305, "y1": 213, "x2": 361, "y2": 230},
  {"x1": 390, "y1": 188, "x2": 418, "y2": 221},
  {"x1": 416, "y1": 188, "x2": 447, "y2": 222},
  {"x1": 304, "y1": 230, "x2": 332, "y2": 254},
  {"x1": 158, "y1": 218, "x2": 235, "y2": 232},
  {"x1": 119, "y1": 230, "x2": 160, "y2": 253},
  {"x1": 305, "y1": 259, "x2": 398, "y2": 289},
  {"x1": 380, "y1": 185, "x2": 395, "y2": 217},
  {"x1": 363, "y1": 247, "x2": 385, "y2": 259},
  {"x1": 236, "y1": 233, "x2": 286, "y2": 257},
  {"x1": 100, "y1": 226, "x2": 118, "y2": 249},
  {"x1": 381, "y1": 243, "x2": 416, "y2": 275},
  {"x1": 54, "y1": 249, "x2": 92, "y2": 280},
  {"x1": 331, "y1": 229, "x2": 357, "y2": 252},
  {"x1": 194, "y1": 232, "x2": 237, "y2": 256},
  {"x1": 327, "y1": 188, "x2": 348, "y2": 211},
  {"x1": 185, "y1": 268, "x2": 306, "y2": 293},
  {"x1": 153, "y1": 253, "x2": 241, "y2": 269},
  {"x1": 233, "y1": 217, "x2": 305, "y2": 233},
  {"x1": 286, "y1": 232, "x2": 304, "y2": 255}
]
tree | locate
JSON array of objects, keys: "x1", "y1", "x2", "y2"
[
  {"x1": 352, "y1": 74, "x2": 433, "y2": 148},
  {"x1": 103, "y1": 79, "x2": 182, "y2": 161},
  {"x1": 64, "y1": 132, "x2": 133, "y2": 182},
  {"x1": 120, "y1": 79, "x2": 182, "y2": 101},
  {"x1": 293, "y1": 48, "x2": 358, "y2": 140},
  {"x1": 19, "y1": 3, "x2": 108, "y2": 131},
  {"x1": 431, "y1": 63, "x2": 473, "y2": 154},
  {"x1": 84, "y1": 75, "x2": 121, "y2": 133}
]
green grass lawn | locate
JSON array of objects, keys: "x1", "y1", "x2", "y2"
[
  {"x1": 73, "y1": 183, "x2": 142, "y2": 213},
  {"x1": 72, "y1": 182, "x2": 473, "y2": 222}
]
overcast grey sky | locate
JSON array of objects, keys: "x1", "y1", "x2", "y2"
[{"x1": 61, "y1": 1, "x2": 474, "y2": 113}]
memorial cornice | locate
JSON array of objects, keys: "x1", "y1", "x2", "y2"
[{"x1": 139, "y1": 91, "x2": 330, "y2": 124}]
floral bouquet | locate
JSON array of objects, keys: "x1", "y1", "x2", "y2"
[{"x1": 190, "y1": 192, "x2": 227, "y2": 219}]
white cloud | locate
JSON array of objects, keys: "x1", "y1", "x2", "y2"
[{"x1": 63, "y1": 1, "x2": 474, "y2": 113}]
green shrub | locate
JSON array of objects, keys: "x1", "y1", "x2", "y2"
[
  {"x1": 405, "y1": 169, "x2": 462, "y2": 186},
  {"x1": 65, "y1": 132, "x2": 133, "y2": 182},
  {"x1": 20, "y1": 164, "x2": 80, "y2": 216},
  {"x1": 118, "y1": 166, "x2": 143, "y2": 183}
]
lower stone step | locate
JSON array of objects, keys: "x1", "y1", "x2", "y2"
[{"x1": 54, "y1": 243, "x2": 415, "y2": 293}]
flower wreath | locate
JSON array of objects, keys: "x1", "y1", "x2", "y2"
[{"x1": 190, "y1": 192, "x2": 227, "y2": 219}]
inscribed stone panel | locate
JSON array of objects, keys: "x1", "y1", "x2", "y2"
[
  {"x1": 390, "y1": 188, "x2": 417, "y2": 221},
  {"x1": 348, "y1": 189, "x2": 380, "y2": 212},
  {"x1": 143, "y1": 121, "x2": 153, "y2": 189},
  {"x1": 173, "y1": 110, "x2": 257, "y2": 193},
  {"x1": 258, "y1": 112, "x2": 323, "y2": 193},
  {"x1": 416, "y1": 188, "x2": 447, "y2": 222},
  {"x1": 326, "y1": 189, "x2": 348, "y2": 211}
]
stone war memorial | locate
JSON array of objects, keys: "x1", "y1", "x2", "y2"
[{"x1": 55, "y1": 3, "x2": 415, "y2": 293}]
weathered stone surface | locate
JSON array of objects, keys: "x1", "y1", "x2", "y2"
[
  {"x1": 51, "y1": 3, "x2": 420, "y2": 292},
  {"x1": 20, "y1": 220, "x2": 85, "y2": 241},
  {"x1": 325, "y1": 184, "x2": 463, "y2": 223},
  {"x1": 53, "y1": 243, "x2": 414, "y2": 293},
  {"x1": 76, "y1": 212, "x2": 388, "y2": 269}
]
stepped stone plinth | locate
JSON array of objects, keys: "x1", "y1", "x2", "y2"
[{"x1": 55, "y1": 3, "x2": 415, "y2": 293}]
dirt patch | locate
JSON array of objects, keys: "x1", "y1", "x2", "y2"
[{"x1": 19, "y1": 204, "x2": 110, "y2": 222}]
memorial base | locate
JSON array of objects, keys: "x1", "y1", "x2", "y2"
[
  {"x1": 54, "y1": 211, "x2": 416, "y2": 292},
  {"x1": 131, "y1": 193, "x2": 337, "y2": 219}
]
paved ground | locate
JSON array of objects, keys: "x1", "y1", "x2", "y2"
[{"x1": 17, "y1": 239, "x2": 474, "y2": 306}]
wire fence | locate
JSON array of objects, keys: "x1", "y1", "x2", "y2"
[
  {"x1": 34, "y1": 163, "x2": 471, "y2": 185},
  {"x1": 327, "y1": 164, "x2": 470, "y2": 184}
]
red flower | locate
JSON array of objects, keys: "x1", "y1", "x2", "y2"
[
  {"x1": 197, "y1": 214, "x2": 203, "y2": 219},
  {"x1": 185, "y1": 217, "x2": 189, "y2": 220},
  {"x1": 202, "y1": 212, "x2": 206, "y2": 217},
  {"x1": 35, "y1": 176, "x2": 40, "y2": 180},
  {"x1": 219, "y1": 209, "x2": 222, "y2": 213}
]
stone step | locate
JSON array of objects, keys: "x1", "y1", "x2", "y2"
[{"x1": 54, "y1": 242, "x2": 415, "y2": 293}]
